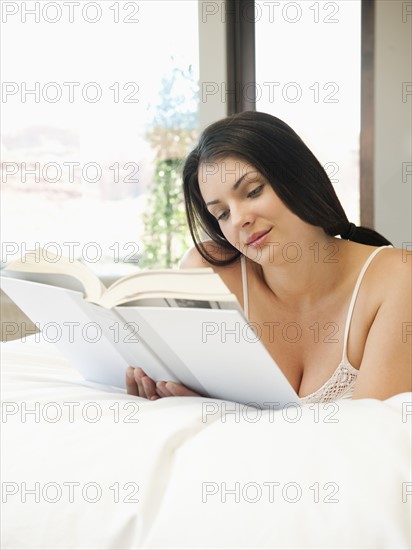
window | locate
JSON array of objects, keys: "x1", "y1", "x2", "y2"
[
  {"x1": 254, "y1": 0, "x2": 361, "y2": 223},
  {"x1": 1, "y1": 0, "x2": 200, "y2": 272}
]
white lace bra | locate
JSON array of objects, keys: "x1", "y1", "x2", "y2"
[{"x1": 240, "y1": 246, "x2": 392, "y2": 404}]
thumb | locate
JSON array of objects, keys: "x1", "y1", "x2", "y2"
[{"x1": 165, "y1": 382, "x2": 200, "y2": 397}]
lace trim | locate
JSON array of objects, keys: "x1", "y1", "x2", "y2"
[{"x1": 299, "y1": 363, "x2": 358, "y2": 404}]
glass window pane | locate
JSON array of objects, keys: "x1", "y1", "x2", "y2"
[
  {"x1": 1, "y1": 0, "x2": 200, "y2": 272},
  {"x1": 255, "y1": 0, "x2": 361, "y2": 224}
]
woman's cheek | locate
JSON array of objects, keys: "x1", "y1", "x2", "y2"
[{"x1": 221, "y1": 228, "x2": 239, "y2": 250}]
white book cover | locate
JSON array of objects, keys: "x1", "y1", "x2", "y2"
[{"x1": 1, "y1": 275, "x2": 300, "y2": 408}]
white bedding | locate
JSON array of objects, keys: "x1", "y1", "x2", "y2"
[{"x1": 1, "y1": 335, "x2": 411, "y2": 550}]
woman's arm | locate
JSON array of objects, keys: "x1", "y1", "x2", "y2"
[
  {"x1": 179, "y1": 243, "x2": 218, "y2": 269},
  {"x1": 352, "y1": 255, "x2": 412, "y2": 400}
]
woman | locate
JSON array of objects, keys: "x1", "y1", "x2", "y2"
[{"x1": 126, "y1": 111, "x2": 411, "y2": 403}]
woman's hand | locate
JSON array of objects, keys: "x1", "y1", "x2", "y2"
[
  {"x1": 125, "y1": 367, "x2": 201, "y2": 399},
  {"x1": 126, "y1": 367, "x2": 159, "y2": 400}
]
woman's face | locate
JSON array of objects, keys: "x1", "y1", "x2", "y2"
[{"x1": 198, "y1": 156, "x2": 312, "y2": 266}]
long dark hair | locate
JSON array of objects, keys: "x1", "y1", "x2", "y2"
[{"x1": 183, "y1": 111, "x2": 391, "y2": 266}]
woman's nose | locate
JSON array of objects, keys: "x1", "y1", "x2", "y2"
[{"x1": 231, "y1": 204, "x2": 253, "y2": 228}]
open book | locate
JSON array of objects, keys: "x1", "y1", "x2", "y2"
[{"x1": 1, "y1": 248, "x2": 300, "y2": 408}]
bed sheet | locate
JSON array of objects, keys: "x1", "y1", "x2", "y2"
[{"x1": 1, "y1": 335, "x2": 411, "y2": 549}]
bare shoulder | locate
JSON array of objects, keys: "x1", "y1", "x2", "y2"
[
  {"x1": 351, "y1": 245, "x2": 411, "y2": 399},
  {"x1": 341, "y1": 243, "x2": 411, "y2": 327},
  {"x1": 367, "y1": 246, "x2": 411, "y2": 296},
  {"x1": 362, "y1": 246, "x2": 412, "y2": 339}
]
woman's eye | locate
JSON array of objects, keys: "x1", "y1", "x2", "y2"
[
  {"x1": 247, "y1": 184, "x2": 264, "y2": 198},
  {"x1": 217, "y1": 210, "x2": 229, "y2": 221}
]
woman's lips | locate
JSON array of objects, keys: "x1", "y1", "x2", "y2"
[{"x1": 246, "y1": 229, "x2": 272, "y2": 248}]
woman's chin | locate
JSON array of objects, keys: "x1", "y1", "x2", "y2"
[{"x1": 243, "y1": 242, "x2": 283, "y2": 267}]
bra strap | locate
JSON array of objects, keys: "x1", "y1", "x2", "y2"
[
  {"x1": 342, "y1": 245, "x2": 392, "y2": 360},
  {"x1": 240, "y1": 255, "x2": 249, "y2": 320}
]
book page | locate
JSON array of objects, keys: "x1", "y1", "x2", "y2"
[
  {"x1": 99, "y1": 268, "x2": 237, "y2": 309},
  {"x1": 115, "y1": 296, "x2": 241, "y2": 311},
  {"x1": 116, "y1": 306, "x2": 300, "y2": 408},
  {"x1": 4, "y1": 248, "x2": 105, "y2": 303},
  {"x1": 0, "y1": 278, "x2": 169, "y2": 388},
  {"x1": 1, "y1": 278, "x2": 300, "y2": 406}
]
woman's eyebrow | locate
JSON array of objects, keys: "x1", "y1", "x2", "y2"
[{"x1": 205, "y1": 172, "x2": 254, "y2": 206}]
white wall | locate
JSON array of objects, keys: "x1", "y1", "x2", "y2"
[{"x1": 375, "y1": 0, "x2": 412, "y2": 246}]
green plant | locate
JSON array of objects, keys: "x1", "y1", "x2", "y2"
[
  {"x1": 140, "y1": 61, "x2": 199, "y2": 268},
  {"x1": 140, "y1": 158, "x2": 191, "y2": 268}
]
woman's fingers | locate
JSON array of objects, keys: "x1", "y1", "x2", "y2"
[
  {"x1": 156, "y1": 381, "x2": 173, "y2": 397},
  {"x1": 156, "y1": 380, "x2": 200, "y2": 397},
  {"x1": 126, "y1": 367, "x2": 139, "y2": 396},
  {"x1": 134, "y1": 368, "x2": 146, "y2": 398},
  {"x1": 164, "y1": 382, "x2": 201, "y2": 397},
  {"x1": 141, "y1": 374, "x2": 158, "y2": 400},
  {"x1": 126, "y1": 368, "x2": 201, "y2": 399},
  {"x1": 125, "y1": 367, "x2": 153, "y2": 398}
]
